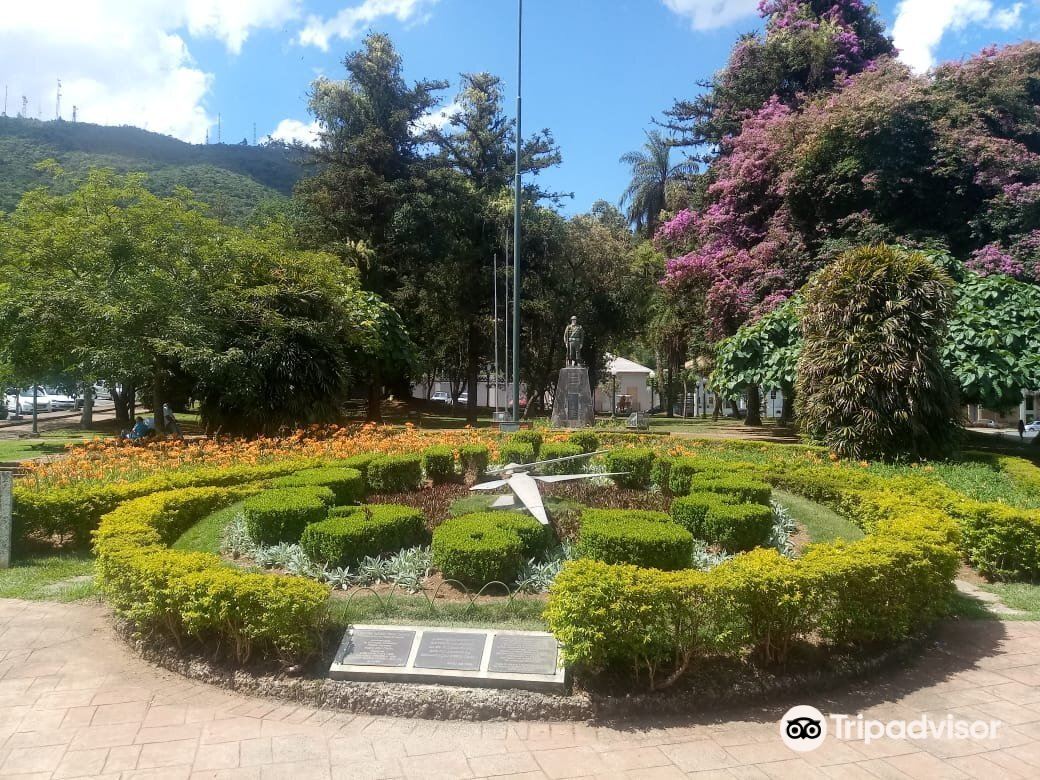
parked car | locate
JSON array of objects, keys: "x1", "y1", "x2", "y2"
[
  {"x1": 7, "y1": 387, "x2": 48, "y2": 413},
  {"x1": 43, "y1": 387, "x2": 76, "y2": 411},
  {"x1": 454, "y1": 392, "x2": 469, "y2": 406},
  {"x1": 430, "y1": 391, "x2": 450, "y2": 403},
  {"x1": 1025, "y1": 421, "x2": 1040, "y2": 433}
]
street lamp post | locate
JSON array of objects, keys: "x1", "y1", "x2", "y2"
[
  {"x1": 611, "y1": 370, "x2": 617, "y2": 418},
  {"x1": 511, "y1": 0, "x2": 523, "y2": 423}
]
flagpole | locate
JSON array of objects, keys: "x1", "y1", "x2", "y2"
[{"x1": 511, "y1": 0, "x2": 523, "y2": 422}]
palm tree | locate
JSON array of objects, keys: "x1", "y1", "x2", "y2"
[{"x1": 619, "y1": 131, "x2": 695, "y2": 237}]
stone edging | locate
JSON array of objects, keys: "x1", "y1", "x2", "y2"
[{"x1": 124, "y1": 621, "x2": 931, "y2": 722}]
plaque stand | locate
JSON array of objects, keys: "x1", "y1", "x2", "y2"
[
  {"x1": 328, "y1": 624, "x2": 567, "y2": 693},
  {"x1": 549, "y1": 366, "x2": 595, "y2": 429}
]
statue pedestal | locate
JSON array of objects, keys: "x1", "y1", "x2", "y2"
[{"x1": 550, "y1": 367, "x2": 595, "y2": 429}]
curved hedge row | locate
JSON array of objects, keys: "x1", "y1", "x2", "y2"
[
  {"x1": 301, "y1": 504, "x2": 426, "y2": 566},
  {"x1": 432, "y1": 512, "x2": 548, "y2": 587},
  {"x1": 93, "y1": 485, "x2": 327, "y2": 664},
  {"x1": 545, "y1": 460, "x2": 961, "y2": 685},
  {"x1": 270, "y1": 467, "x2": 365, "y2": 505}
]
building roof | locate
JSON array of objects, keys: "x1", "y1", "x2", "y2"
[{"x1": 607, "y1": 356, "x2": 653, "y2": 375}]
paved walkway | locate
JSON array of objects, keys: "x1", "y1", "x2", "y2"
[{"x1": 2, "y1": 600, "x2": 1040, "y2": 779}]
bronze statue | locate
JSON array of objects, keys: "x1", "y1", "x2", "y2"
[{"x1": 563, "y1": 316, "x2": 584, "y2": 366}]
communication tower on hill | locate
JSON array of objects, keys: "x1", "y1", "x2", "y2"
[
  {"x1": 55, "y1": 79, "x2": 61, "y2": 120},
  {"x1": 20, "y1": 95, "x2": 27, "y2": 118},
  {"x1": 72, "y1": 105, "x2": 77, "y2": 122}
]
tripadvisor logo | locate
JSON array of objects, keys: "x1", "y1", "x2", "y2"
[{"x1": 780, "y1": 705, "x2": 1001, "y2": 752}]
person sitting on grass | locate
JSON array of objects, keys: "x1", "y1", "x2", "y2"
[{"x1": 124, "y1": 416, "x2": 155, "y2": 442}]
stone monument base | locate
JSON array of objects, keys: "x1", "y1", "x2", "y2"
[
  {"x1": 328, "y1": 624, "x2": 567, "y2": 693},
  {"x1": 550, "y1": 366, "x2": 595, "y2": 429}
]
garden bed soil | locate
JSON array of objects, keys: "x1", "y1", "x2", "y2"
[
  {"x1": 124, "y1": 618, "x2": 932, "y2": 723},
  {"x1": 328, "y1": 572, "x2": 548, "y2": 604}
]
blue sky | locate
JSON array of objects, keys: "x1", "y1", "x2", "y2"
[{"x1": 2, "y1": 1, "x2": 1039, "y2": 215}]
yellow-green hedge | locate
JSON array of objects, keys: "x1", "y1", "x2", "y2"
[
  {"x1": 546, "y1": 458, "x2": 962, "y2": 681},
  {"x1": 93, "y1": 485, "x2": 328, "y2": 665}
]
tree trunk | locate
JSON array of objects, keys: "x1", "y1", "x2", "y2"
[
  {"x1": 779, "y1": 387, "x2": 795, "y2": 425},
  {"x1": 465, "y1": 323, "x2": 479, "y2": 426},
  {"x1": 113, "y1": 382, "x2": 132, "y2": 424},
  {"x1": 80, "y1": 384, "x2": 93, "y2": 429},
  {"x1": 729, "y1": 399, "x2": 740, "y2": 418},
  {"x1": 744, "y1": 385, "x2": 762, "y2": 426},
  {"x1": 153, "y1": 364, "x2": 166, "y2": 435},
  {"x1": 366, "y1": 373, "x2": 382, "y2": 423}
]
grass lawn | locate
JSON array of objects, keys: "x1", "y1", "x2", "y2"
[
  {"x1": 328, "y1": 592, "x2": 546, "y2": 631},
  {"x1": 773, "y1": 488, "x2": 865, "y2": 545},
  {"x1": 979, "y1": 583, "x2": 1040, "y2": 620},
  {"x1": 0, "y1": 430, "x2": 104, "y2": 461},
  {"x1": 0, "y1": 551, "x2": 95, "y2": 601},
  {"x1": 173, "y1": 501, "x2": 242, "y2": 553}
]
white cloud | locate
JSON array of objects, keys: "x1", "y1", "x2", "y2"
[
  {"x1": 893, "y1": 0, "x2": 1026, "y2": 73},
  {"x1": 263, "y1": 117, "x2": 321, "y2": 145},
  {"x1": 298, "y1": 0, "x2": 439, "y2": 51},
  {"x1": 662, "y1": 0, "x2": 760, "y2": 31},
  {"x1": 0, "y1": 2, "x2": 299, "y2": 143},
  {"x1": 413, "y1": 100, "x2": 461, "y2": 133}
]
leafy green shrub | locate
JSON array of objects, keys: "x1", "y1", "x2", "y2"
[
  {"x1": 271, "y1": 467, "x2": 364, "y2": 505},
  {"x1": 459, "y1": 444, "x2": 489, "y2": 477},
  {"x1": 338, "y1": 454, "x2": 376, "y2": 488},
  {"x1": 539, "y1": 442, "x2": 583, "y2": 474},
  {"x1": 701, "y1": 503, "x2": 774, "y2": 552},
  {"x1": 422, "y1": 446, "x2": 456, "y2": 484},
  {"x1": 511, "y1": 429, "x2": 543, "y2": 456},
  {"x1": 667, "y1": 457, "x2": 718, "y2": 495},
  {"x1": 300, "y1": 504, "x2": 426, "y2": 566},
  {"x1": 604, "y1": 448, "x2": 656, "y2": 489},
  {"x1": 94, "y1": 486, "x2": 326, "y2": 664},
  {"x1": 366, "y1": 454, "x2": 422, "y2": 493},
  {"x1": 433, "y1": 516, "x2": 524, "y2": 587},
  {"x1": 14, "y1": 457, "x2": 322, "y2": 546},
  {"x1": 651, "y1": 454, "x2": 674, "y2": 493},
  {"x1": 797, "y1": 245, "x2": 961, "y2": 459},
  {"x1": 958, "y1": 502, "x2": 1040, "y2": 580},
  {"x1": 670, "y1": 492, "x2": 735, "y2": 533},
  {"x1": 242, "y1": 487, "x2": 333, "y2": 546},
  {"x1": 691, "y1": 475, "x2": 771, "y2": 505},
  {"x1": 568, "y1": 431, "x2": 600, "y2": 453},
  {"x1": 499, "y1": 441, "x2": 535, "y2": 465},
  {"x1": 576, "y1": 509, "x2": 693, "y2": 570}
]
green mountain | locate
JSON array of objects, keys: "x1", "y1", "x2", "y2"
[{"x1": 0, "y1": 116, "x2": 305, "y2": 224}]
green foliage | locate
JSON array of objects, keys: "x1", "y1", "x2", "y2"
[
  {"x1": 338, "y1": 454, "x2": 376, "y2": 489},
  {"x1": 651, "y1": 454, "x2": 674, "y2": 493},
  {"x1": 671, "y1": 492, "x2": 775, "y2": 552},
  {"x1": 459, "y1": 444, "x2": 489, "y2": 477},
  {"x1": 241, "y1": 488, "x2": 333, "y2": 546},
  {"x1": 959, "y1": 503, "x2": 1040, "y2": 580},
  {"x1": 667, "y1": 457, "x2": 720, "y2": 495},
  {"x1": 797, "y1": 246, "x2": 961, "y2": 459},
  {"x1": 421, "y1": 446, "x2": 456, "y2": 484},
  {"x1": 271, "y1": 468, "x2": 365, "y2": 506},
  {"x1": 568, "y1": 431, "x2": 600, "y2": 453},
  {"x1": 714, "y1": 298, "x2": 801, "y2": 399},
  {"x1": 431, "y1": 512, "x2": 547, "y2": 588},
  {"x1": 576, "y1": 509, "x2": 693, "y2": 571},
  {"x1": 511, "y1": 430, "x2": 543, "y2": 457},
  {"x1": 300, "y1": 504, "x2": 426, "y2": 567},
  {"x1": 499, "y1": 441, "x2": 535, "y2": 465},
  {"x1": 692, "y1": 475, "x2": 772, "y2": 505},
  {"x1": 93, "y1": 486, "x2": 327, "y2": 664},
  {"x1": 604, "y1": 448, "x2": 656, "y2": 489},
  {"x1": 538, "y1": 442, "x2": 582, "y2": 474},
  {"x1": 366, "y1": 454, "x2": 422, "y2": 493}
]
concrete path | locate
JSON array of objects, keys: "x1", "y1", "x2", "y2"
[{"x1": 2, "y1": 599, "x2": 1040, "y2": 779}]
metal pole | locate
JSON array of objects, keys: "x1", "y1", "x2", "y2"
[
  {"x1": 493, "y1": 253, "x2": 499, "y2": 417},
  {"x1": 31, "y1": 383, "x2": 38, "y2": 435},
  {"x1": 511, "y1": 0, "x2": 523, "y2": 422}
]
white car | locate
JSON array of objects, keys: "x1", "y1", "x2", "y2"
[
  {"x1": 6, "y1": 387, "x2": 46, "y2": 413},
  {"x1": 43, "y1": 387, "x2": 76, "y2": 411},
  {"x1": 1025, "y1": 421, "x2": 1040, "y2": 433},
  {"x1": 430, "y1": 391, "x2": 450, "y2": 403}
]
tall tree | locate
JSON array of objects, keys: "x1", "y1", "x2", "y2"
[
  {"x1": 299, "y1": 33, "x2": 446, "y2": 420},
  {"x1": 619, "y1": 131, "x2": 694, "y2": 237}
]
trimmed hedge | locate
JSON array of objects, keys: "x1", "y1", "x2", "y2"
[
  {"x1": 422, "y1": 446, "x2": 456, "y2": 485},
  {"x1": 500, "y1": 441, "x2": 535, "y2": 465},
  {"x1": 300, "y1": 504, "x2": 426, "y2": 566},
  {"x1": 366, "y1": 454, "x2": 423, "y2": 493},
  {"x1": 242, "y1": 487, "x2": 334, "y2": 546},
  {"x1": 432, "y1": 512, "x2": 547, "y2": 587},
  {"x1": 93, "y1": 485, "x2": 327, "y2": 665},
  {"x1": 547, "y1": 455, "x2": 963, "y2": 680},
  {"x1": 692, "y1": 475, "x2": 772, "y2": 505},
  {"x1": 671, "y1": 496, "x2": 773, "y2": 552},
  {"x1": 651, "y1": 454, "x2": 674, "y2": 493},
  {"x1": 539, "y1": 442, "x2": 583, "y2": 474},
  {"x1": 459, "y1": 444, "x2": 489, "y2": 477},
  {"x1": 511, "y1": 429, "x2": 543, "y2": 457},
  {"x1": 576, "y1": 509, "x2": 693, "y2": 571},
  {"x1": 15, "y1": 458, "x2": 323, "y2": 546},
  {"x1": 568, "y1": 431, "x2": 600, "y2": 454},
  {"x1": 271, "y1": 467, "x2": 364, "y2": 505},
  {"x1": 604, "y1": 448, "x2": 656, "y2": 489}
]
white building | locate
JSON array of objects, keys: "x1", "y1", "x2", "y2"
[{"x1": 595, "y1": 356, "x2": 654, "y2": 414}]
